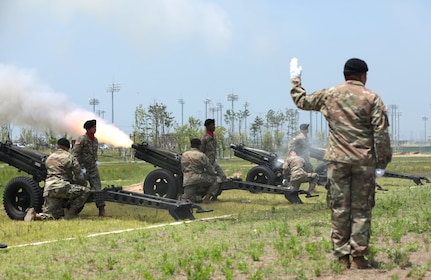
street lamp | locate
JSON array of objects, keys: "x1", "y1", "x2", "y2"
[
  {"x1": 89, "y1": 98, "x2": 99, "y2": 113},
  {"x1": 106, "y1": 82, "x2": 121, "y2": 123},
  {"x1": 178, "y1": 98, "x2": 185, "y2": 126},
  {"x1": 204, "y1": 98, "x2": 211, "y2": 119}
]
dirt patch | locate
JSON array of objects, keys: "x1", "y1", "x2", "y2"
[{"x1": 122, "y1": 183, "x2": 143, "y2": 193}]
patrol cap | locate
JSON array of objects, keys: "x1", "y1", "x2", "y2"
[
  {"x1": 190, "y1": 138, "x2": 201, "y2": 146},
  {"x1": 204, "y1": 119, "x2": 215, "y2": 127},
  {"x1": 57, "y1": 138, "x2": 70, "y2": 148},
  {"x1": 344, "y1": 58, "x2": 368, "y2": 75},
  {"x1": 83, "y1": 119, "x2": 96, "y2": 130},
  {"x1": 299, "y1": 123, "x2": 309, "y2": 131}
]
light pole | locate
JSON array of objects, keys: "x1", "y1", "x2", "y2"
[
  {"x1": 423, "y1": 116, "x2": 428, "y2": 144},
  {"x1": 96, "y1": 110, "x2": 106, "y2": 119},
  {"x1": 210, "y1": 107, "x2": 216, "y2": 119},
  {"x1": 178, "y1": 98, "x2": 185, "y2": 126},
  {"x1": 244, "y1": 102, "x2": 249, "y2": 137},
  {"x1": 227, "y1": 93, "x2": 239, "y2": 134},
  {"x1": 106, "y1": 82, "x2": 121, "y2": 123},
  {"x1": 204, "y1": 98, "x2": 211, "y2": 119},
  {"x1": 217, "y1": 103, "x2": 223, "y2": 126},
  {"x1": 89, "y1": 98, "x2": 99, "y2": 113}
]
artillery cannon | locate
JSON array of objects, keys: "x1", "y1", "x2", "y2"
[
  {"x1": 231, "y1": 144, "x2": 430, "y2": 189},
  {"x1": 132, "y1": 142, "x2": 316, "y2": 204},
  {"x1": 229, "y1": 144, "x2": 328, "y2": 186},
  {"x1": 0, "y1": 141, "x2": 208, "y2": 221}
]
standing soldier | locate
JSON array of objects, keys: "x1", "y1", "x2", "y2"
[
  {"x1": 181, "y1": 138, "x2": 219, "y2": 204},
  {"x1": 283, "y1": 149, "x2": 318, "y2": 193},
  {"x1": 288, "y1": 123, "x2": 313, "y2": 174},
  {"x1": 289, "y1": 57, "x2": 392, "y2": 269},
  {"x1": 73, "y1": 119, "x2": 111, "y2": 217},
  {"x1": 200, "y1": 119, "x2": 226, "y2": 182}
]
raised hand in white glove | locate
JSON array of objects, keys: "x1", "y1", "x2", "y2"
[
  {"x1": 81, "y1": 168, "x2": 87, "y2": 175},
  {"x1": 375, "y1": 168, "x2": 385, "y2": 178},
  {"x1": 290, "y1": 57, "x2": 302, "y2": 79},
  {"x1": 95, "y1": 161, "x2": 100, "y2": 167}
]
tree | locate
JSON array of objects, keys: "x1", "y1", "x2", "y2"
[
  {"x1": 133, "y1": 104, "x2": 150, "y2": 143},
  {"x1": 250, "y1": 116, "x2": 264, "y2": 147},
  {"x1": 146, "y1": 102, "x2": 174, "y2": 147},
  {"x1": 170, "y1": 116, "x2": 202, "y2": 153}
]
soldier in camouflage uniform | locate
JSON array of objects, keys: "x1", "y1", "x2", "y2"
[
  {"x1": 200, "y1": 119, "x2": 226, "y2": 185},
  {"x1": 24, "y1": 138, "x2": 90, "y2": 221},
  {"x1": 290, "y1": 57, "x2": 392, "y2": 269},
  {"x1": 181, "y1": 138, "x2": 219, "y2": 204},
  {"x1": 288, "y1": 123, "x2": 313, "y2": 174},
  {"x1": 283, "y1": 149, "x2": 318, "y2": 192},
  {"x1": 73, "y1": 119, "x2": 110, "y2": 217}
]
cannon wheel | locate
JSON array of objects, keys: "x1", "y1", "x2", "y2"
[
  {"x1": 315, "y1": 163, "x2": 328, "y2": 186},
  {"x1": 143, "y1": 169, "x2": 178, "y2": 199},
  {"x1": 3, "y1": 176, "x2": 43, "y2": 220},
  {"x1": 246, "y1": 165, "x2": 277, "y2": 188}
]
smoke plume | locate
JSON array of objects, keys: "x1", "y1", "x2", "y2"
[{"x1": 0, "y1": 64, "x2": 132, "y2": 147}]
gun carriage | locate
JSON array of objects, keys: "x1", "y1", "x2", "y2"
[
  {"x1": 132, "y1": 142, "x2": 316, "y2": 204},
  {"x1": 0, "y1": 141, "x2": 208, "y2": 221}
]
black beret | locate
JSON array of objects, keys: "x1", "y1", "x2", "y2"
[
  {"x1": 299, "y1": 123, "x2": 309, "y2": 130},
  {"x1": 204, "y1": 119, "x2": 215, "y2": 127},
  {"x1": 83, "y1": 119, "x2": 96, "y2": 130},
  {"x1": 190, "y1": 138, "x2": 201, "y2": 146},
  {"x1": 344, "y1": 58, "x2": 368, "y2": 75},
  {"x1": 57, "y1": 138, "x2": 70, "y2": 148}
]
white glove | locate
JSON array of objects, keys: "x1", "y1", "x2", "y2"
[
  {"x1": 81, "y1": 168, "x2": 87, "y2": 175},
  {"x1": 95, "y1": 161, "x2": 100, "y2": 167},
  {"x1": 375, "y1": 168, "x2": 385, "y2": 178},
  {"x1": 290, "y1": 57, "x2": 302, "y2": 79}
]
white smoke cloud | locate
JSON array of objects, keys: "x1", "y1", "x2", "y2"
[{"x1": 0, "y1": 64, "x2": 132, "y2": 147}]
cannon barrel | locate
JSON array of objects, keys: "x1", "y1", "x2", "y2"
[
  {"x1": 0, "y1": 141, "x2": 47, "y2": 182},
  {"x1": 132, "y1": 142, "x2": 182, "y2": 174},
  {"x1": 229, "y1": 144, "x2": 283, "y2": 170}
]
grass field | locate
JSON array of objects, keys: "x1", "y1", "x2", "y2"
[{"x1": 1, "y1": 155, "x2": 431, "y2": 279}]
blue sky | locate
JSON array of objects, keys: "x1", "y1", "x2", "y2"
[{"x1": 1, "y1": 0, "x2": 431, "y2": 144}]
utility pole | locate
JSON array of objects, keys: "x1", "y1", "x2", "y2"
[
  {"x1": 89, "y1": 98, "x2": 99, "y2": 113},
  {"x1": 106, "y1": 82, "x2": 121, "y2": 123},
  {"x1": 178, "y1": 98, "x2": 185, "y2": 126}
]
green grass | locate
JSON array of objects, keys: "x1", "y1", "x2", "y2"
[{"x1": 1, "y1": 156, "x2": 431, "y2": 279}]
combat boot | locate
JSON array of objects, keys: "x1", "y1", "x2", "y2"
[
  {"x1": 98, "y1": 206, "x2": 112, "y2": 217},
  {"x1": 64, "y1": 207, "x2": 78, "y2": 220},
  {"x1": 24, "y1": 208, "x2": 36, "y2": 222},
  {"x1": 338, "y1": 255, "x2": 350, "y2": 268},
  {"x1": 351, "y1": 256, "x2": 371, "y2": 269},
  {"x1": 202, "y1": 194, "x2": 212, "y2": 204}
]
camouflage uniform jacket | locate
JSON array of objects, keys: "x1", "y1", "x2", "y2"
[
  {"x1": 287, "y1": 132, "x2": 310, "y2": 160},
  {"x1": 73, "y1": 133, "x2": 99, "y2": 169},
  {"x1": 181, "y1": 148, "x2": 217, "y2": 187},
  {"x1": 291, "y1": 78, "x2": 392, "y2": 168},
  {"x1": 200, "y1": 131, "x2": 217, "y2": 164},
  {"x1": 283, "y1": 154, "x2": 307, "y2": 181},
  {"x1": 45, "y1": 149, "x2": 86, "y2": 192}
]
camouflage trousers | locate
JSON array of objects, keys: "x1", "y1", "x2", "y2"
[
  {"x1": 288, "y1": 172, "x2": 318, "y2": 192},
  {"x1": 85, "y1": 169, "x2": 105, "y2": 208},
  {"x1": 326, "y1": 162, "x2": 375, "y2": 258},
  {"x1": 44, "y1": 184, "x2": 90, "y2": 219},
  {"x1": 183, "y1": 174, "x2": 218, "y2": 203}
]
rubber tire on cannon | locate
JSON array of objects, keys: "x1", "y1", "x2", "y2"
[
  {"x1": 3, "y1": 176, "x2": 44, "y2": 220},
  {"x1": 245, "y1": 165, "x2": 277, "y2": 188},
  {"x1": 143, "y1": 169, "x2": 180, "y2": 199}
]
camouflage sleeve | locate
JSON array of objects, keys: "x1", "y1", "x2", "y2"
[
  {"x1": 290, "y1": 78, "x2": 325, "y2": 111},
  {"x1": 72, "y1": 137, "x2": 83, "y2": 166},
  {"x1": 200, "y1": 134, "x2": 208, "y2": 154},
  {"x1": 71, "y1": 154, "x2": 85, "y2": 183},
  {"x1": 371, "y1": 96, "x2": 392, "y2": 169},
  {"x1": 202, "y1": 155, "x2": 217, "y2": 176}
]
